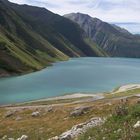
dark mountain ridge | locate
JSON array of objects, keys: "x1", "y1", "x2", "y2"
[
  {"x1": 64, "y1": 13, "x2": 140, "y2": 57},
  {"x1": 0, "y1": 0, "x2": 106, "y2": 76}
]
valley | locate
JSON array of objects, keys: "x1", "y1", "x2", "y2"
[
  {"x1": 0, "y1": 1, "x2": 140, "y2": 139},
  {"x1": 0, "y1": 0, "x2": 107, "y2": 77}
]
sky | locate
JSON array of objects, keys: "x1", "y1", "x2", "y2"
[{"x1": 9, "y1": 0, "x2": 140, "y2": 34}]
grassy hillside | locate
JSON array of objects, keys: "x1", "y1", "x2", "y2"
[
  {"x1": 79, "y1": 102, "x2": 140, "y2": 140},
  {"x1": 0, "y1": 0, "x2": 107, "y2": 76},
  {"x1": 0, "y1": 86, "x2": 140, "y2": 139}
]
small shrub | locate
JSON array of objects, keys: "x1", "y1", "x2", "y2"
[{"x1": 114, "y1": 100, "x2": 128, "y2": 117}]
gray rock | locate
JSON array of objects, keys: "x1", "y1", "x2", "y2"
[
  {"x1": 31, "y1": 111, "x2": 40, "y2": 117},
  {"x1": 59, "y1": 134, "x2": 71, "y2": 140},
  {"x1": 5, "y1": 111, "x2": 15, "y2": 118},
  {"x1": 15, "y1": 116, "x2": 22, "y2": 121},
  {"x1": 8, "y1": 138, "x2": 14, "y2": 140},
  {"x1": 1, "y1": 135, "x2": 7, "y2": 140},
  {"x1": 48, "y1": 136, "x2": 59, "y2": 140},
  {"x1": 49, "y1": 117, "x2": 105, "y2": 140},
  {"x1": 133, "y1": 121, "x2": 140, "y2": 128},
  {"x1": 17, "y1": 135, "x2": 28, "y2": 140},
  {"x1": 47, "y1": 106, "x2": 53, "y2": 112},
  {"x1": 70, "y1": 106, "x2": 91, "y2": 117},
  {"x1": 117, "y1": 129, "x2": 122, "y2": 133},
  {"x1": 88, "y1": 136, "x2": 91, "y2": 140}
]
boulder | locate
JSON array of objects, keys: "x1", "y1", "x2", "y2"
[
  {"x1": 48, "y1": 136, "x2": 59, "y2": 140},
  {"x1": 8, "y1": 138, "x2": 14, "y2": 140},
  {"x1": 31, "y1": 111, "x2": 40, "y2": 117},
  {"x1": 70, "y1": 106, "x2": 91, "y2": 117},
  {"x1": 133, "y1": 121, "x2": 140, "y2": 128},
  {"x1": 5, "y1": 111, "x2": 15, "y2": 118},
  {"x1": 59, "y1": 134, "x2": 72, "y2": 140},
  {"x1": 47, "y1": 106, "x2": 53, "y2": 112},
  {"x1": 50, "y1": 117, "x2": 104, "y2": 140},
  {"x1": 1, "y1": 135, "x2": 7, "y2": 140},
  {"x1": 17, "y1": 135, "x2": 28, "y2": 140}
]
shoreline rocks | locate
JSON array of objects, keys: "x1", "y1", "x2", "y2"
[{"x1": 49, "y1": 117, "x2": 105, "y2": 140}]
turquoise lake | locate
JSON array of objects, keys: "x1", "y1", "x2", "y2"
[{"x1": 1, "y1": 57, "x2": 140, "y2": 105}]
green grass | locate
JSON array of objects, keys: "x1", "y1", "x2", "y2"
[
  {"x1": 0, "y1": 33, "x2": 43, "y2": 69},
  {"x1": 84, "y1": 38, "x2": 109, "y2": 57},
  {"x1": 78, "y1": 104, "x2": 140, "y2": 140}
]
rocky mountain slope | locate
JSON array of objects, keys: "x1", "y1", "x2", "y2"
[
  {"x1": 0, "y1": 0, "x2": 106, "y2": 76},
  {"x1": 64, "y1": 13, "x2": 140, "y2": 57}
]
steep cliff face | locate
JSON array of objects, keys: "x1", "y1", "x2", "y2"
[
  {"x1": 0, "y1": 0, "x2": 106, "y2": 76},
  {"x1": 65, "y1": 13, "x2": 140, "y2": 57}
]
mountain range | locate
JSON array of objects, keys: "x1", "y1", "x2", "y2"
[
  {"x1": 0, "y1": 0, "x2": 140, "y2": 76},
  {"x1": 0, "y1": 0, "x2": 107, "y2": 76},
  {"x1": 64, "y1": 13, "x2": 140, "y2": 57}
]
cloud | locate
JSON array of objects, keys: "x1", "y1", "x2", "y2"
[
  {"x1": 114, "y1": 22, "x2": 140, "y2": 34},
  {"x1": 9, "y1": 0, "x2": 60, "y2": 8},
  {"x1": 27, "y1": 0, "x2": 59, "y2": 8},
  {"x1": 66, "y1": 0, "x2": 88, "y2": 5},
  {"x1": 9, "y1": 0, "x2": 140, "y2": 23}
]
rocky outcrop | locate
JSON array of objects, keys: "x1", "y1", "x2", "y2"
[
  {"x1": 46, "y1": 106, "x2": 53, "y2": 112},
  {"x1": 49, "y1": 117, "x2": 105, "y2": 140},
  {"x1": 4, "y1": 111, "x2": 16, "y2": 118},
  {"x1": 70, "y1": 106, "x2": 92, "y2": 117},
  {"x1": 31, "y1": 111, "x2": 40, "y2": 117},
  {"x1": 133, "y1": 121, "x2": 140, "y2": 128},
  {"x1": 1, "y1": 135, "x2": 28, "y2": 140},
  {"x1": 17, "y1": 135, "x2": 28, "y2": 140}
]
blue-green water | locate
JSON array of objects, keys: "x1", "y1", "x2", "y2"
[{"x1": 1, "y1": 57, "x2": 140, "y2": 105}]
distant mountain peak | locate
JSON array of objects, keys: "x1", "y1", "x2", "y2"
[
  {"x1": 64, "y1": 13, "x2": 101, "y2": 21},
  {"x1": 65, "y1": 12, "x2": 140, "y2": 58}
]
